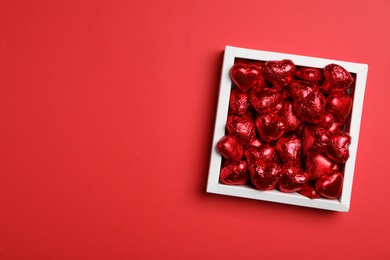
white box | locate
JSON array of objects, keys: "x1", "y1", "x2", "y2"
[{"x1": 206, "y1": 46, "x2": 368, "y2": 212}]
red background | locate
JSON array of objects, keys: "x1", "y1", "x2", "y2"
[{"x1": 1, "y1": 0, "x2": 389, "y2": 259}]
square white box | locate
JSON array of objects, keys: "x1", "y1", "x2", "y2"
[{"x1": 207, "y1": 46, "x2": 368, "y2": 212}]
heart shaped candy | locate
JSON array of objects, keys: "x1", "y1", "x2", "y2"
[
  {"x1": 321, "y1": 64, "x2": 354, "y2": 94},
  {"x1": 302, "y1": 126, "x2": 331, "y2": 156},
  {"x1": 217, "y1": 135, "x2": 243, "y2": 161},
  {"x1": 226, "y1": 114, "x2": 256, "y2": 145},
  {"x1": 249, "y1": 160, "x2": 281, "y2": 191},
  {"x1": 244, "y1": 147, "x2": 264, "y2": 165},
  {"x1": 220, "y1": 160, "x2": 249, "y2": 185},
  {"x1": 244, "y1": 145, "x2": 276, "y2": 164},
  {"x1": 256, "y1": 114, "x2": 287, "y2": 142},
  {"x1": 263, "y1": 59, "x2": 296, "y2": 90},
  {"x1": 275, "y1": 135, "x2": 302, "y2": 164},
  {"x1": 295, "y1": 67, "x2": 323, "y2": 81},
  {"x1": 230, "y1": 63, "x2": 263, "y2": 92},
  {"x1": 315, "y1": 170, "x2": 343, "y2": 199},
  {"x1": 278, "y1": 164, "x2": 309, "y2": 192},
  {"x1": 324, "y1": 131, "x2": 351, "y2": 164},
  {"x1": 305, "y1": 154, "x2": 337, "y2": 181},
  {"x1": 326, "y1": 93, "x2": 353, "y2": 123},
  {"x1": 249, "y1": 87, "x2": 283, "y2": 114},
  {"x1": 229, "y1": 88, "x2": 250, "y2": 115},
  {"x1": 293, "y1": 91, "x2": 326, "y2": 124},
  {"x1": 289, "y1": 80, "x2": 319, "y2": 101}
]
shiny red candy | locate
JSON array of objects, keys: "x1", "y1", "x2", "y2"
[
  {"x1": 226, "y1": 114, "x2": 256, "y2": 145},
  {"x1": 249, "y1": 87, "x2": 283, "y2": 114},
  {"x1": 220, "y1": 160, "x2": 249, "y2": 185},
  {"x1": 244, "y1": 145, "x2": 276, "y2": 164},
  {"x1": 256, "y1": 114, "x2": 287, "y2": 142},
  {"x1": 217, "y1": 135, "x2": 243, "y2": 162},
  {"x1": 230, "y1": 63, "x2": 263, "y2": 92},
  {"x1": 295, "y1": 67, "x2": 323, "y2": 81},
  {"x1": 216, "y1": 59, "x2": 355, "y2": 201},
  {"x1": 315, "y1": 170, "x2": 344, "y2": 199},
  {"x1": 322, "y1": 64, "x2": 354, "y2": 94},
  {"x1": 302, "y1": 126, "x2": 331, "y2": 156},
  {"x1": 249, "y1": 160, "x2": 281, "y2": 191},
  {"x1": 293, "y1": 90, "x2": 326, "y2": 124},
  {"x1": 263, "y1": 60, "x2": 296, "y2": 89},
  {"x1": 280, "y1": 101, "x2": 302, "y2": 131},
  {"x1": 275, "y1": 135, "x2": 302, "y2": 164},
  {"x1": 278, "y1": 164, "x2": 309, "y2": 192},
  {"x1": 289, "y1": 80, "x2": 319, "y2": 101},
  {"x1": 257, "y1": 144, "x2": 277, "y2": 162},
  {"x1": 324, "y1": 131, "x2": 351, "y2": 164},
  {"x1": 244, "y1": 147, "x2": 264, "y2": 165},
  {"x1": 229, "y1": 88, "x2": 250, "y2": 115},
  {"x1": 305, "y1": 153, "x2": 337, "y2": 181},
  {"x1": 326, "y1": 93, "x2": 353, "y2": 123}
]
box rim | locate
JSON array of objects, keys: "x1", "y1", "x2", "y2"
[{"x1": 207, "y1": 45, "x2": 368, "y2": 212}]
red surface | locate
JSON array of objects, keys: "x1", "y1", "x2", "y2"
[{"x1": 1, "y1": 0, "x2": 390, "y2": 259}]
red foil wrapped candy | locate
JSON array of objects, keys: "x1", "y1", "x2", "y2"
[
  {"x1": 249, "y1": 86, "x2": 283, "y2": 114},
  {"x1": 215, "y1": 58, "x2": 357, "y2": 204},
  {"x1": 217, "y1": 135, "x2": 243, "y2": 162},
  {"x1": 305, "y1": 153, "x2": 338, "y2": 181},
  {"x1": 275, "y1": 135, "x2": 302, "y2": 164},
  {"x1": 249, "y1": 160, "x2": 282, "y2": 191},
  {"x1": 244, "y1": 145, "x2": 276, "y2": 164},
  {"x1": 220, "y1": 160, "x2": 249, "y2": 185},
  {"x1": 324, "y1": 131, "x2": 351, "y2": 164},
  {"x1": 280, "y1": 101, "x2": 302, "y2": 131},
  {"x1": 226, "y1": 114, "x2": 256, "y2": 145},
  {"x1": 256, "y1": 113, "x2": 287, "y2": 142},
  {"x1": 302, "y1": 125, "x2": 331, "y2": 157},
  {"x1": 315, "y1": 170, "x2": 344, "y2": 199},
  {"x1": 289, "y1": 80, "x2": 319, "y2": 102},
  {"x1": 278, "y1": 164, "x2": 309, "y2": 193},
  {"x1": 230, "y1": 63, "x2": 263, "y2": 92},
  {"x1": 326, "y1": 93, "x2": 353, "y2": 123},
  {"x1": 229, "y1": 88, "x2": 250, "y2": 115},
  {"x1": 316, "y1": 111, "x2": 335, "y2": 131},
  {"x1": 293, "y1": 90, "x2": 326, "y2": 124},
  {"x1": 263, "y1": 59, "x2": 296, "y2": 90},
  {"x1": 321, "y1": 64, "x2": 354, "y2": 94}
]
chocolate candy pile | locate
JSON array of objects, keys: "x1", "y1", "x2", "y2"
[{"x1": 217, "y1": 59, "x2": 354, "y2": 200}]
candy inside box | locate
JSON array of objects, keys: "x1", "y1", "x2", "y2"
[{"x1": 206, "y1": 46, "x2": 368, "y2": 212}]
